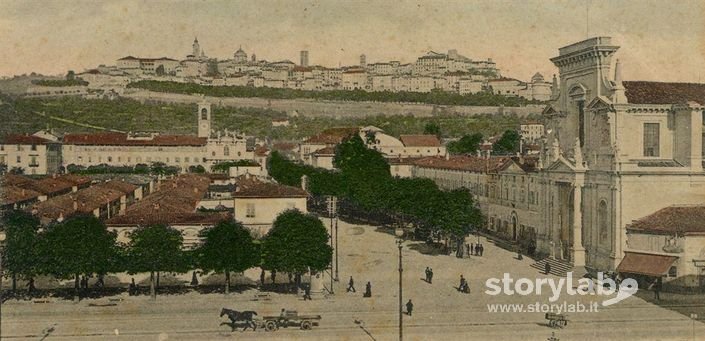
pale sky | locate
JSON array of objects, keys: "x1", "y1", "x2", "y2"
[{"x1": 1, "y1": 0, "x2": 704, "y2": 82}]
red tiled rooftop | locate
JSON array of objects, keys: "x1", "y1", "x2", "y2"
[
  {"x1": 413, "y1": 155, "x2": 511, "y2": 173},
  {"x1": 233, "y1": 177, "x2": 308, "y2": 198},
  {"x1": 627, "y1": 205, "x2": 705, "y2": 234},
  {"x1": 1, "y1": 134, "x2": 53, "y2": 145},
  {"x1": 1, "y1": 186, "x2": 42, "y2": 206},
  {"x1": 399, "y1": 135, "x2": 441, "y2": 147},
  {"x1": 623, "y1": 81, "x2": 705, "y2": 105},
  {"x1": 63, "y1": 133, "x2": 207, "y2": 146}
]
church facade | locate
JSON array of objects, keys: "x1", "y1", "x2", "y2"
[{"x1": 539, "y1": 36, "x2": 705, "y2": 272}]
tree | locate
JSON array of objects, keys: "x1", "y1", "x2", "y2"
[
  {"x1": 38, "y1": 215, "x2": 119, "y2": 300},
  {"x1": 9, "y1": 167, "x2": 24, "y2": 175},
  {"x1": 155, "y1": 65, "x2": 166, "y2": 76},
  {"x1": 423, "y1": 122, "x2": 442, "y2": 138},
  {"x1": 492, "y1": 130, "x2": 521, "y2": 155},
  {"x1": 196, "y1": 221, "x2": 259, "y2": 294},
  {"x1": 189, "y1": 165, "x2": 206, "y2": 173},
  {"x1": 126, "y1": 224, "x2": 186, "y2": 299},
  {"x1": 447, "y1": 133, "x2": 483, "y2": 155},
  {"x1": 2, "y1": 210, "x2": 41, "y2": 292},
  {"x1": 261, "y1": 210, "x2": 332, "y2": 289},
  {"x1": 66, "y1": 70, "x2": 75, "y2": 81},
  {"x1": 0, "y1": 163, "x2": 7, "y2": 174}
]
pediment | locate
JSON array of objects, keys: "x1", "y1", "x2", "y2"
[
  {"x1": 499, "y1": 160, "x2": 526, "y2": 174},
  {"x1": 586, "y1": 96, "x2": 613, "y2": 111},
  {"x1": 546, "y1": 156, "x2": 576, "y2": 172}
]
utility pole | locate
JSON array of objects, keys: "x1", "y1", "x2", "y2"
[{"x1": 398, "y1": 240, "x2": 403, "y2": 341}]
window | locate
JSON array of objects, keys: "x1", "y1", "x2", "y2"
[
  {"x1": 30, "y1": 156, "x2": 37, "y2": 166},
  {"x1": 223, "y1": 146, "x2": 230, "y2": 156},
  {"x1": 577, "y1": 100, "x2": 585, "y2": 146},
  {"x1": 201, "y1": 108, "x2": 208, "y2": 120},
  {"x1": 16, "y1": 156, "x2": 21, "y2": 163},
  {"x1": 668, "y1": 266, "x2": 677, "y2": 278},
  {"x1": 185, "y1": 157, "x2": 190, "y2": 163},
  {"x1": 644, "y1": 123, "x2": 660, "y2": 157},
  {"x1": 108, "y1": 156, "x2": 113, "y2": 162},
  {"x1": 16, "y1": 145, "x2": 21, "y2": 151},
  {"x1": 0, "y1": 145, "x2": 4, "y2": 151},
  {"x1": 246, "y1": 203, "x2": 255, "y2": 218},
  {"x1": 31, "y1": 144, "x2": 37, "y2": 151}
]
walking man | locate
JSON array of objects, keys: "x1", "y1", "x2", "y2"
[
  {"x1": 406, "y1": 299, "x2": 414, "y2": 316},
  {"x1": 466, "y1": 243, "x2": 471, "y2": 257},
  {"x1": 545, "y1": 262, "x2": 551, "y2": 275},
  {"x1": 428, "y1": 268, "x2": 434, "y2": 284},
  {"x1": 479, "y1": 244, "x2": 484, "y2": 256},
  {"x1": 470, "y1": 243, "x2": 474, "y2": 256},
  {"x1": 425, "y1": 267, "x2": 430, "y2": 283},
  {"x1": 364, "y1": 281, "x2": 372, "y2": 298},
  {"x1": 474, "y1": 244, "x2": 480, "y2": 256},
  {"x1": 347, "y1": 276, "x2": 356, "y2": 293},
  {"x1": 651, "y1": 278, "x2": 662, "y2": 301},
  {"x1": 303, "y1": 284, "x2": 312, "y2": 301}
]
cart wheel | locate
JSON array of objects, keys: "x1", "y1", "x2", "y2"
[
  {"x1": 301, "y1": 320, "x2": 312, "y2": 330},
  {"x1": 265, "y1": 321, "x2": 277, "y2": 332}
]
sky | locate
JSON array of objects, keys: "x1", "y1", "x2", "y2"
[{"x1": 1, "y1": 0, "x2": 704, "y2": 82}]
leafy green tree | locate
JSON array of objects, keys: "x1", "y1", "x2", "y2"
[
  {"x1": 447, "y1": 133, "x2": 483, "y2": 155},
  {"x1": 492, "y1": 130, "x2": 521, "y2": 155},
  {"x1": 155, "y1": 65, "x2": 166, "y2": 76},
  {"x1": 9, "y1": 167, "x2": 24, "y2": 175},
  {"x1": 0, "y1": 163, "x2": 7, "y2": 174},
  {"x1": 66, "y1": 70, "x2": 75, "y2": 81},
  {"x1": 334, "y1": 134, "x2": 390, "y2": 180},
  {"x1": 196, "y1": 221, "x2": 259, "y2": 294},
  {"x1": 423, "y1": 122, "x2": 442, "y2": 138},
  {"x1": 211, "y1": 160, "x2": 260, "y2": 173},
  {"x1": 2, "y1": 210, "x2": 41, "y2": 292},
  {"x1": 189, "y1": 165, "x2": 206, "y2": 173},
  {"x1": 261, "y1": 210, "x2": 332, "y2": 289},
  {"x1": 126, "y1": 224, "x2": 187, "y2": 300},
  {"x1": 38, "y1": 215, "x2": 119, "y2": 300}
]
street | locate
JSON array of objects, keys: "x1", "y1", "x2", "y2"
[{"x1": 4, "y1": 219, "x2": 704, "y2": 340}]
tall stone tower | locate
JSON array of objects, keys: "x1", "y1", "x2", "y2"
[
  {"x1": 360, "y1": 54, "x2": 367, "y2": 68},
  {"x1": 197, "y1": 100, "x2": 211, "y2": 138},
  {"x1": 300, "y1": 50, "x2": 309, "y2": 67},
  {"x1": 192, "y1": 37, "x2": 201, "y2": 57}
]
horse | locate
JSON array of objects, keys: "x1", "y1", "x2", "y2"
[{"x1": 220, "y1": 308, "x2": 258, "y2": 332}]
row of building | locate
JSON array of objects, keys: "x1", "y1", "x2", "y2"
[
  {"x1": 48, "y1": 38, "x2": 549, "y2": 100},
  {"x1": 375, "y1": 37, "x2": 705, "y2": 289},
  {"x1": 0, "y1": 100, "x2": 271, "y2": 175}
]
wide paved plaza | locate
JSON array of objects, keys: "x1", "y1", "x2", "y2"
[{"x1": 4, "y1": 219, "x2": 704, "y2": 340}]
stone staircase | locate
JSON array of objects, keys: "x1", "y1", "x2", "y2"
[{"x1": 531, "y1": 257, "x2": 574, "y2": 277}]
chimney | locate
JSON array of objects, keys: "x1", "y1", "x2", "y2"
[{"x1": 73, "y1": 199, "x2": 78, "y2": 211}]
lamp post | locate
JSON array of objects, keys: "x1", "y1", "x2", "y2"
[
  {"x1": 395, "y1": 227, "x2": 404, "y2": 341},
  {"x1": 691, "y1": 313, "x2": 698, "y2": 341},
  {"x1": 0, "y1": 231, "x2": 6, "y2": 341}
]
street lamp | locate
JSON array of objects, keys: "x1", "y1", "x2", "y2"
[
  {"x1": 691, "y1": 313, "x2": 698, "y2": 341},
  {"x1": 395, "y1": 227, "x2": 404, "y2": 341},
  {"x1": 0, "y1": 231, "x2": 6, "y2": 341}
]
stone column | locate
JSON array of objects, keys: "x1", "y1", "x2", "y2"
[{"x1": 571, "y1": 181, "x2": 586, "y2": 267}]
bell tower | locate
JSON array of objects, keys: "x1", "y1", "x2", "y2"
[{"x1": 197, "y1": 100, "x2": 211, "y2": 138}]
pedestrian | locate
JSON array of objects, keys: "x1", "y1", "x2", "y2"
[
  {"x1": 470, "y1": 243, "x2": 474, "y2": 256},
  {"x1": 425, "y1": 267, "x2": 430, "y2": 283},
  {"x1": 129, "y1": 278, "x2": 136, "y2": 296},
  {"x1": 650, "y1": 278, "x2": 662, "y2": 301},
  {"x1": 545, "y1": 262, "x2": 551, "y2": 275},
  {"x1": 474, "y1": 244, "x2": 480, "y2": 256},
  {"x1": 428, "y1": 268, "x2": 434, "y2": 284},
  {"x1": 466, "y1": 243, "x2": 470, "y2": 257},
  {"x1": 303, "y1": 284, "x2": 312, "y2": 301},
  {"x1": 479, "y1": 244, "x2": 484, "y2": 256},
  {"x1": 406, "y1": 299, "x2": 414, "y2": 316},
  {"x1": 347, "y1": 276, "x2": 356, "y2": 293},
  {"x1": 364, "y1": 282, "x2": 372, "y2": 298},
  {"x1": 458, "y1": 275, "x2": 468, "y2": 293},
  {"x1": 27, "y1": 277, "x2": 36, "y2": 295}
]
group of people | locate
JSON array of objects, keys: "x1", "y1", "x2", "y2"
[
  {"x1": 346, "y1": 276, "x2": 372, "y2": 298},
  {"x1": 467, "y1": 243, "x2": 485, "y2": 257},
  {"x1": 424, "y1": 267, "x2": 434, "y2": 283}
]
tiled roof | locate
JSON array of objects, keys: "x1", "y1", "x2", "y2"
[
  {"x1": 63, "y1": 133, "x2": 207, "y2": 146},
  {"x1": 1, "y1": 134, "x2": 53, "y2": 145},
  {"x1": 254, "y1": 145, "x2": 270, "y2": 157},
  {"x1": 623, "y1": 81, "x2": 705, "y2": 105},
  {"x1": 627, "y1": 205, "x2": 705, "y2": 234},
  {"x1": 30, "y1": 180, "x2": 137, "y2": 220},
  {"x1": 233, "y1": 177, "x2": 308, "y2": 198},
  {"x1": 616, "y1": 252, "x2": 678, "y2": 277},
  {"x1": 399, "y1": 135, "x2": 441, "y2": 147},
  {"x1": 31, "y1": 177, "x2": 75, "y2": 196},
  {"x1": 1, "y1": 186, "x2": 42, "y2": 206},
  {"x1": 106, "y1": 174, "x2": 214, "y2": 226},
  {"x1": 413, "y1": 155, "x2": 510, "y2": 173}
]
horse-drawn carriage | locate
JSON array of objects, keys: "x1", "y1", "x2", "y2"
[
  {"x1": 220, "y1": 308, "x2": 321, "y2": 332},
  {"x1": 545, "y1": 312, "x2": 568, "y2": 328}
]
